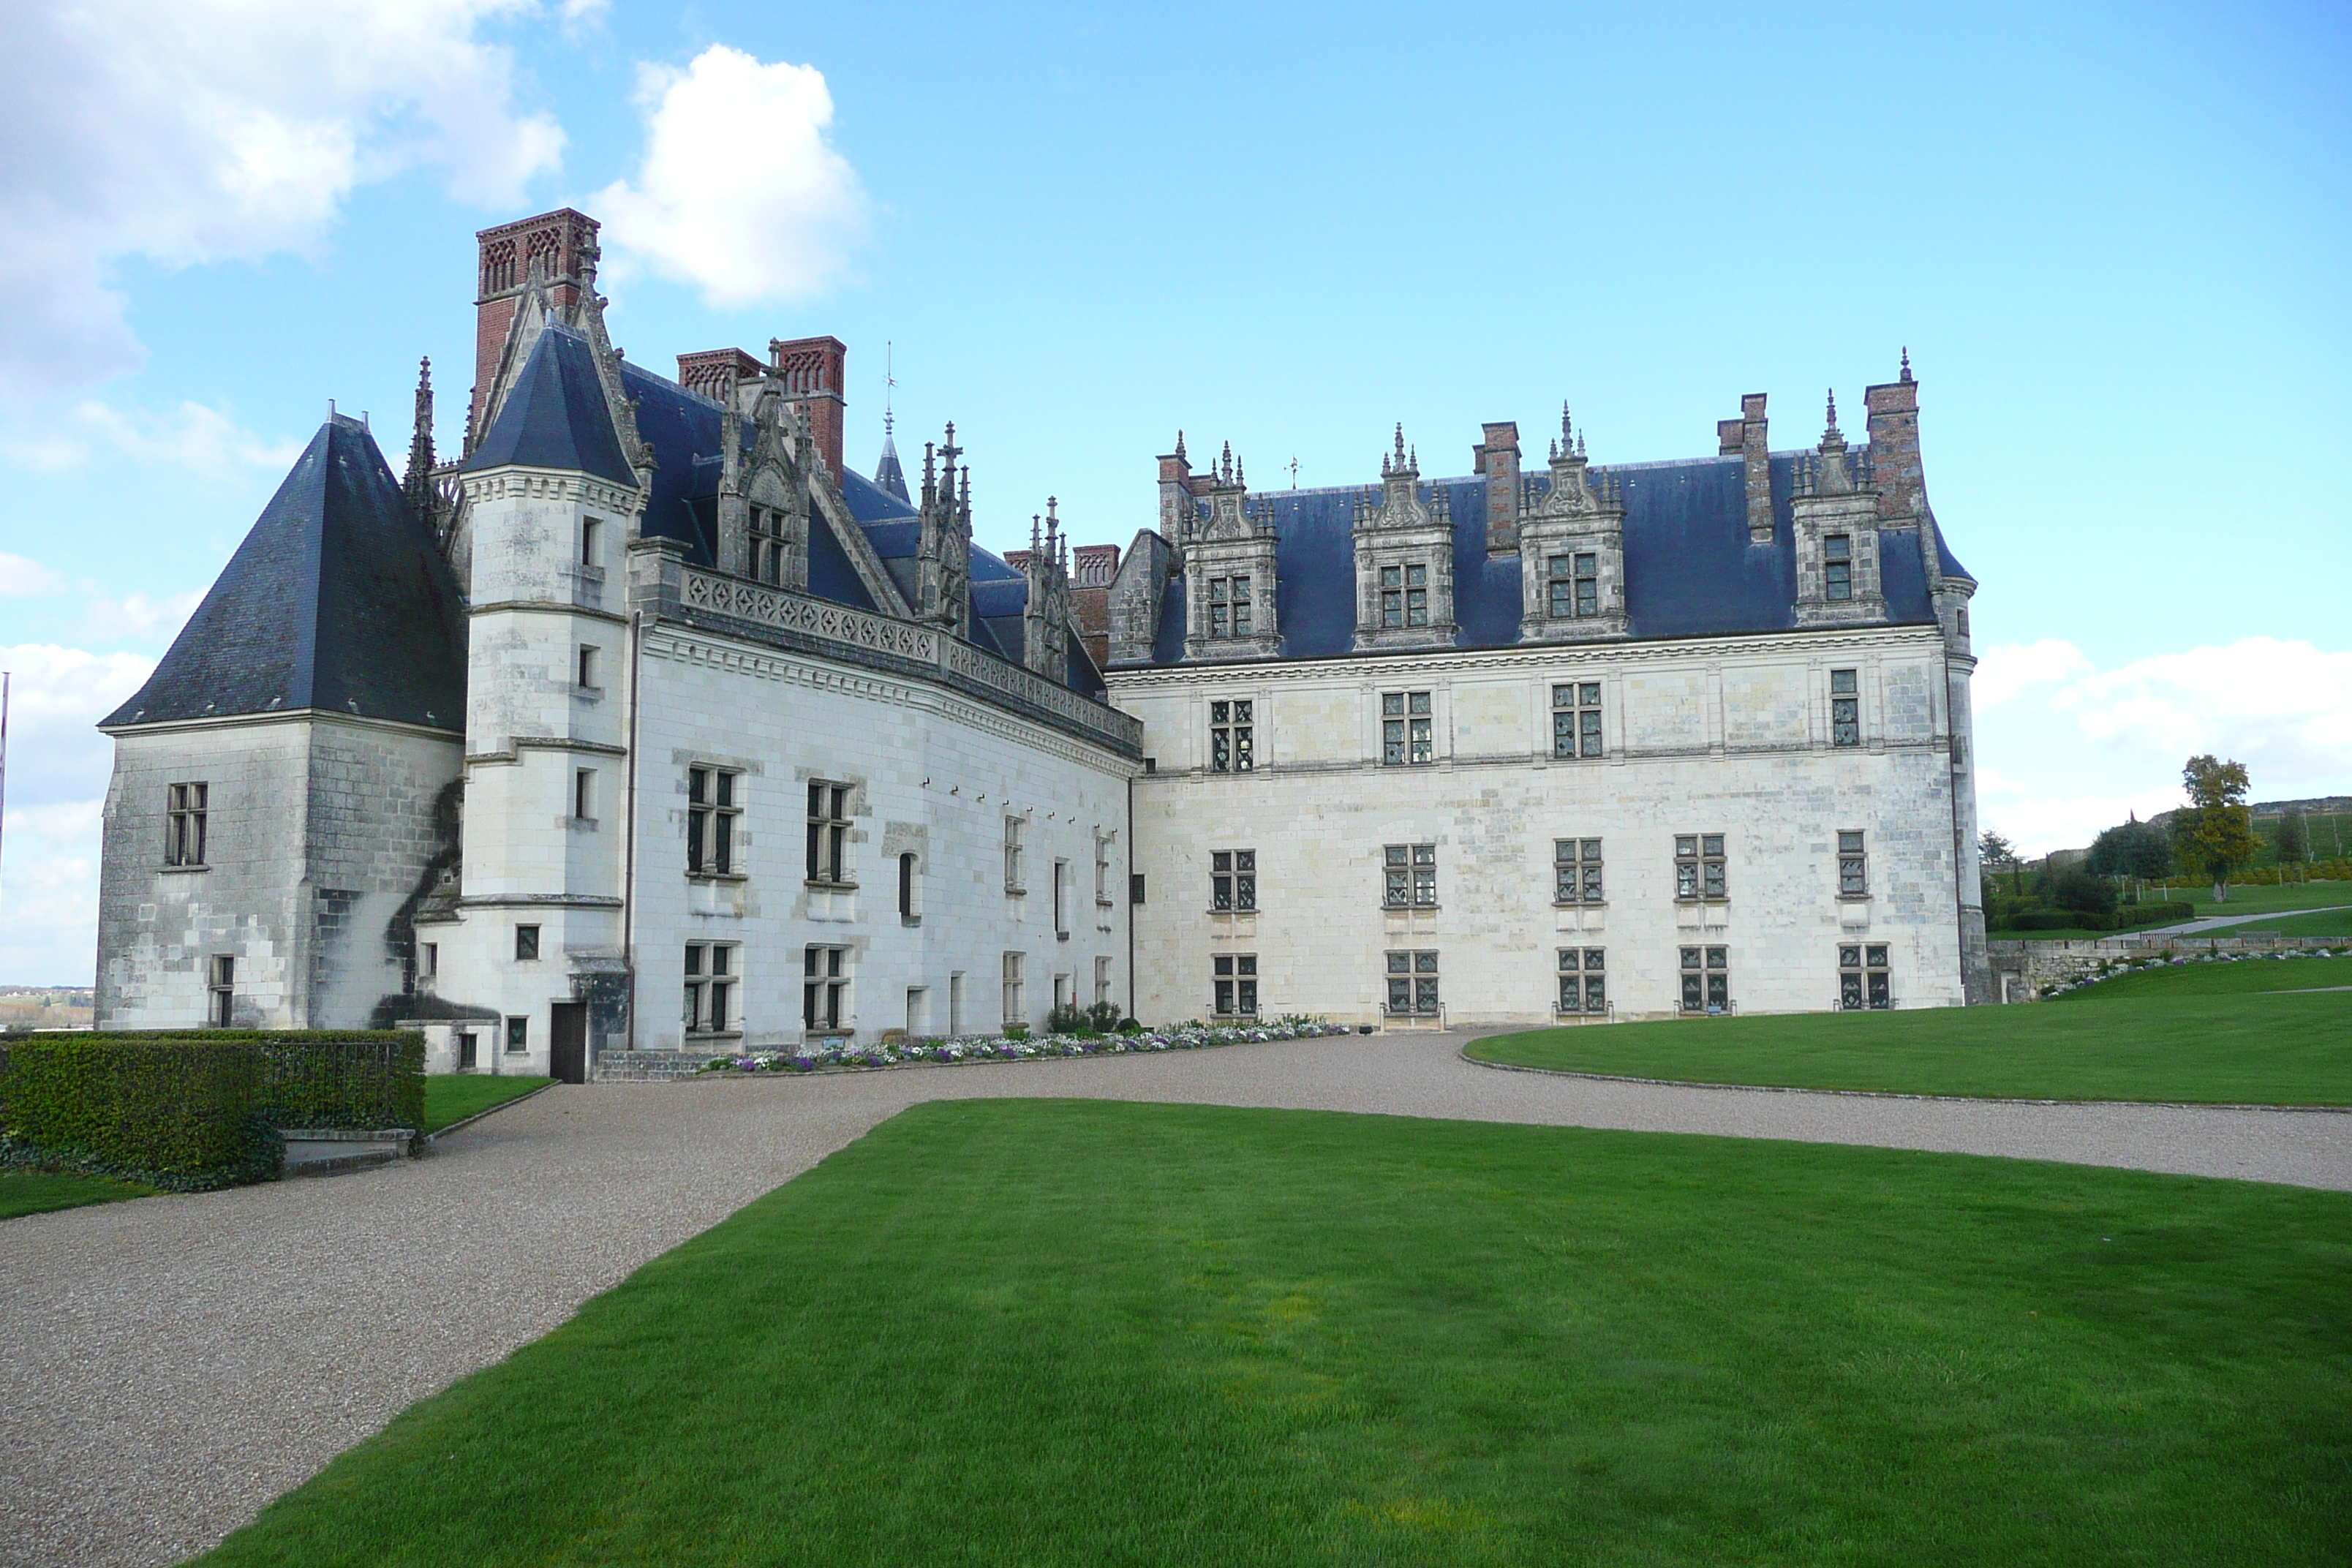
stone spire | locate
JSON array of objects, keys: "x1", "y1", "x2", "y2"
[{"x1": 402, "y1": 357, "x2": 435, "y2": 520}]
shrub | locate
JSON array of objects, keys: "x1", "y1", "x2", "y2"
[
  {"x1": 2050, "y1": 868, "x2": 2119, "y2": 917},
  {"x1": 1117, "y1": 1018, "x2": 1144, "y2": 1035},
  {"x1": 1085, "y1": 1000, "x2": 1123, "y2": 1034},
  {"x1": 2119, "y1": 901, "x2": 2197, "y2": 928},
  {"x1": 0, "y1": 1037, "x2": 272, "y2": 1188},
  {"x1": 2006, "y1": 911, "x2": 2086, "y2": 931}
]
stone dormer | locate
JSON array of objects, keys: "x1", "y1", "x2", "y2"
[
  {"x1": 915, "y1": 423, "x2": 973, "y2": 641},
  {"x1": 1516, "y1": 404, "x2": 1629, "y2": 643},
  {"x1": 718, "y1": 369, "x2": 816, "y2": 591},
  {"x1": 1791, "y1": 391, "x2": 1888, "y2": 627},
  {"x1": 1351, "y1": 426, "x2": 1456, "y2": 653},
  {"x1": 1022, "y1": 502, "x2": 1075, "y2": 678},
  {"x1": 1182, "y1": 443, "x2": 1281, "y2": 660}
]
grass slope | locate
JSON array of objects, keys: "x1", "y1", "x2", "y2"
[
  {"x1": 2048, "y1": 954, "x2": 2352, "y2": 1003},
  {"x1": 422, "y1": 1075, "x2": 551, "y2": 1133},
  {"x1": 2233, "y1": 908, "x2": 2352, "y2": 939},
  {"x1": 2150, "y1": 881, "x2": 2352, "y2": 916},
  {"x1": 1469, "y1": 991, "x2": 2352, "y2": 1104},
  {"x1": 0, "y1": 1169, "x2": 157, "y2": 1221},
  {"x1": 199, "y1": 1101, "x2": 2351, "y2": 1567}
]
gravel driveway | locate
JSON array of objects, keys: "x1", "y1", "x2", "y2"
[{"x1": 4, "y1": 1030, "x2": 2348, "y2": 1568}]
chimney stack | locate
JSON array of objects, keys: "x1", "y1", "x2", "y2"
[
  {"x1": 676, "y1": 347, "x2": 766, "y2": 407},
  {"x1": 472, "y1": 208, "x2": 599, "y2": 442},
  {"x1": 769, "y1": 336, "x2": 848, "y2": 476},
  {"x1": 1473, "y1": 421, "x2": 1521, "y2": 556},
  {"x1": 1863, "y1": 351, "x2": 1924, "y2": 521},
  {"x1": 1737, "y1": 393, "x2": 1772, "y2": 543}
]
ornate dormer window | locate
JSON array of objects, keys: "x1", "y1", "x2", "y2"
[
  {"x1": 1352, "y1": 426, "x2": 1456, "y2": 653},
  {"x1": 1182, "y1": 442, "x2": 1281, "y2": 660},
  {"x1": 1793, "y1": 391, "x2": 1888, "y2": 627},
  {"x1": 1517, "y1": 404, "x2": 1628, "y2": 644}
]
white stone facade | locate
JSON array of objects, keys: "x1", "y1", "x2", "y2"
[{"x1": 1112, "y1": 623, "x2": 1980, "y2": 1030}]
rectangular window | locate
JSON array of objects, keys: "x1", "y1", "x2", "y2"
[
  {"x1": 514, "y1": 924, "x2": 540, "y2": 961},
  {"x1": 1550, "y1": 553, "x2": 1597, "y2": 617},
  {"x1": 807, "y1": 782, "x2": 853, "y2": 884},
  {"x1": 750, "y1": 506, "x2": 787, "y2": 586},
  {"x1": 458, "y1": 1031, "x2": 478, "y2": 1070},
  {"x1": 1379, "y1": 565, "x2": 1402, "y2": 627},
  {"x1": 1839, "y1": 830, "x2": 1868, "y2": 896},
  {"x1": 1095, "y1": 833, "x2": 1112, "y2": 902},
  {"x1": 576, "y1": 644, "x2": 599, "y2": 689},
  {"x1": 1129, "y1": 872, "x2": 1147, "y2": 905},
  {"x1": 1557, "y1": 948, "x2": 1607, "y2": 1014},
  {"x1": 580, "y1": 516, "x2": 601, "y2": 568},
  {"x1": 801, "y1": 945, "x2": 847, "y2": 1031},
  {"x1": 1004, "y1": 816, "x2": 1025, "y2": 892},
  {"x1": 1094, "y1": 956, "x2": 1113, "y2": 1006},
  {"x1": 506, "y1": 1015, "x2": 529, "y2": 1052},
  {"x1": 1831, "y1": 668, "x2": 1861, "y2": 747},
  {"x1": 1383, "y1": 843, "x2": 1437, "y2": 909},
  {"x1": 685, "y1": 942, "x2": 740, "y2": 1033},
  {"x1": 166, "y1": 781, "x2": 208, "y2": 866},
  {"x1": 573, "y1": 768, "x2": 595, "y2": 822},
  {"x1": 1384, "y1": 951, "x2": 1440, "y2": 1015},
  {"x1": 1550, "y1": 682, "x2": 1603, "y2": 760},
  {"x1": 1211, "y1": 849, "x2": 1257, "y2": 912},
  {"x1": 898, "y1": 852, "x2": 919, "y2": 921},
  {"x1": 1381, "y1": 691, "x2": 1433, "y2": 766},
  {"x1": 1213, "y1": 953, "x2": 1259, "y2": 1017},
  {"x1": 418, "y1": 942, "x2": 437, "y2": 980},
  {"x1": 1675, "y1": 834, "x2": 1727, "y2": 900},
  {"x1": 1553, "y1": 838, "x2": 1604, "y2": 903},
  {"x1": 1002, "y1": 951, "x2": 1026, "y2": 1025},
  {"x1": 208, "y1": 954, "x2": 233, "y2": 1028},
  {"x1": 687, "y1": 766, "x2": 742, "y2": 875},
  {"x1": 1839, "y1": 943, "x2": 1892, "y2": 1011},
  {"x1": 1680, "y1": 946, "x2": 1730, "y2": 1013},
  {"x1": 1207, "y1": 575, "x2": 1253, "y2": 638},
  {"x1": 1209, "y1": 700, "x2": 1254, "y2": 772},
  {"x1": 1824, "y1": 534, "x2": 1852, "y2": 600}
]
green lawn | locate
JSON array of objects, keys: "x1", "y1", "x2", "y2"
[
  {"x1": 0, "y1": 1169, "x2": 158, "y2": 1221},
  {"x1": 1468, "y1": 991, "x2": 2352, "y2": 1104},
  {"x1": 196, "y1": 1101, "x2": 2351, "y2": 1567},
  {"x1": 2143, "y1": 880, "x2": 2352, "y2": 916},
  {"x1": 422, "y1": 1074, "x2": 552, "y2": 1133},
  {"x1": 2050, "y1": 954, "x2": 2352, "y2": 1003},
  {"x1": 2232, "y1": 908, "x2": 2352, "y2": 939}
]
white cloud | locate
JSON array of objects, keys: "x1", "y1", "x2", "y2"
[
  {"x1": 0, "y1": 553, "x2": 65, "y2": 597},
  {"x1": 1973, "y1": 636, "x2": 2352, "y2": 855},
  {"x1": 598, "y1": 46, "x2": 867, "y2": 309},
  {"x1": 0, "y1": 399, "x2": 305, "y2": 481},
  {"x1": 1971, "y1": 638, "x2": 2092, "y2": 710},
  {"x1": 0, "y1": 0, "x2": 568, "y2": 404}
]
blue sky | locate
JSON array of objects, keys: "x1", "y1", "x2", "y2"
[{"x1": 2, "y1": 0, "x2": 2348, "y2": 983}]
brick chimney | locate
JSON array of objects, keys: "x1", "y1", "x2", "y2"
[
  {"x1": 1864, "y1": 352, "x2": 1923, "y2": 521},
  {"x1": 676, "y1": 347, "x2": 766, "y2": 407},
  {"x1": 769, "y1": 336, "x2": 847, "y2": 476},
  {"x1": 1472, "y1": 421, "x2": 1522, "y2": 556},
  {"x1": 1157, "y1": 434, "x2": 1198, "y2": 541},
  {"x1": 1736, "y1": 393, "x2": 1772, "y2": 543},
  {"x1": 472, "y1": 208, "x2": 599, "y2": 442}
]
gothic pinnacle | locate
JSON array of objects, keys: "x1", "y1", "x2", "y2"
[{"x1": 1899, "y1": 347, "x2": 1912, "y2": 382}]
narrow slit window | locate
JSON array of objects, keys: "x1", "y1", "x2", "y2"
[{"x1": 1831, "y1": 669, "x2": 1861, "y2": 747}]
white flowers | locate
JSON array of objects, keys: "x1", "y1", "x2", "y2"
[{"x1": 703, "y1": 1016, "x2": 1349, "y2": 1076}]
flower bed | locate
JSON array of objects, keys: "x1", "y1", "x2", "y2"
[
  {"x1": 2043, "y1": 946, "x2": 2348, "y2": 998},
  {"x1": 700, "y1": 1015, "x2": 1350, "y2": 1075}
]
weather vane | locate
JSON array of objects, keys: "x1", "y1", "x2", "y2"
[{"x1": 1289, "y1": 455, "x2": 1300, "y2": 489}]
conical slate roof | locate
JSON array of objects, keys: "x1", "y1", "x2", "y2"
[
  {"x1": 463, "y1": 323, "x2": 633, "y2": 485},
  {"x1": 872, "y1": 424, "x2": 908, "y2": 502},
  {"x1": 103, "y1": 415, "x2": 467, "y2": 732}
]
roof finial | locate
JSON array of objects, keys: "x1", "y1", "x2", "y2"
[
  {"x1": 1235, "y1": 453, "x2": 1245, "y2": 488},
  {"x1": 884, "y1": 339, "x2": 895, "y2": 434},
  {"x1": 1824, "y1": 387, "x2": 1842, "y2": 437},
  {"x1": 1899, "y1": 346, "x2": 1912, "y2": 382},
  {"x1": 1394, "y1": 422, "x2": 1406, "y2": 464},
  {"x1": 1175, "y1": 429, "x2": 1187, "y2": 461},
  {"x1": 1561, "y1": 401, "x2": 1572, "y2": 442},
  {"x1": 1576, "y1": 429, "x2": 1587, "y2": 460}
]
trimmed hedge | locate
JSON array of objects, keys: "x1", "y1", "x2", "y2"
[
  {"x1": 1995, "y1": 901, "x2": 2198, "y2": 933},
  {"x1": 0, "y1": 1032, "x2": 423, "y2": 1191}
]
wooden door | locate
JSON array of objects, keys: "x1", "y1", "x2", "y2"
[{"x1": 549, "y1": 1002, "x2": 588, "y2": 1085}]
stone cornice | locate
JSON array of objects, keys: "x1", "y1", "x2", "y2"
[{"x1": 100, "y1": 707, "x2": 463, "y2": 742}]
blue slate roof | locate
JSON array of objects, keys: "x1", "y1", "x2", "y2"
[
  {"x1": 464, "y1": 326, "x2": 633, "y2": 485},
  {"x1": 1128, "y1": 451, "x2": 1956, "y2": 664},
  {"x1": 105, "y1": 417, "x2": 467, "y2": 731}
]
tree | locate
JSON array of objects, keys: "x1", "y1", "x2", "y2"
[
  {"x1": 2089, "y1": 814, "x2": 2171, "y2": 885},
  {"x1": 1977, "y1": 829, "x2": 2021, "y2": 895},
  {"x1": 2050, "y1": 867, "x2": 2119, "y2": 918},
  {"x1": 2277, "y1": 807, "x2": 2310, "y2": 867},
  {"x1": 2174, "y1": 755, "x2": 2264, "y2": 902}
]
